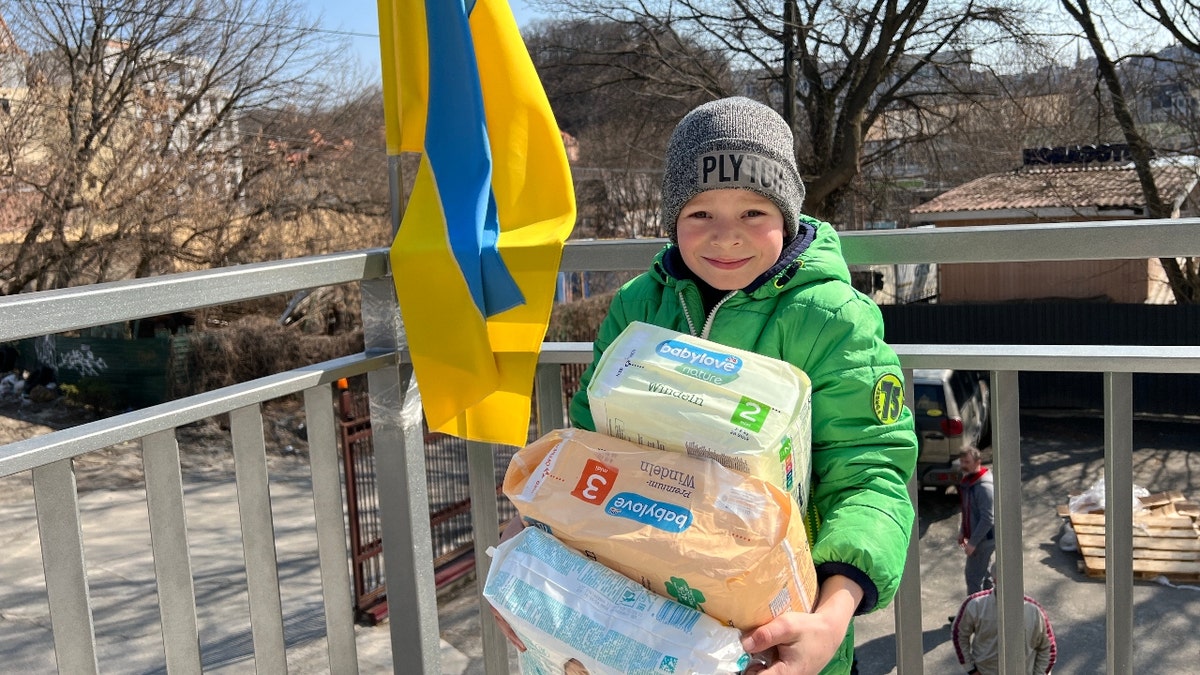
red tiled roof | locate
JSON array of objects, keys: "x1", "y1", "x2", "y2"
[{"x1": 911, "y1": 163, "x2": 1200, "y2": 214}]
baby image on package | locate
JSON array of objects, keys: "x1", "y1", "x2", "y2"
[
  {"x1": 587, "y1": 321, "x2": 812, "y2": 513},
  {"x1": 503, "y1": 428, "x2": 818, "y2": 631}
]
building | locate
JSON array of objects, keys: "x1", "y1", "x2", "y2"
[{"x1": 909, "y1": 146, "x2": 1200, "y2": 304}]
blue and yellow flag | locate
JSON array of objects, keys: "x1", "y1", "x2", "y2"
[{"x1": 378, "y1": 0, "x2": 576, "y2": 446}]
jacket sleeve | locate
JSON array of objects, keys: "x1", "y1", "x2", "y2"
[
  {"x1": 951, "y1": 598, "x2": 977, "y2": 668},
  {"x1": 1031, "y1": 600, "x2": 1056, "y2": 674},
  {"x1": 788, "y1": 291, "x2": 918, "y2": 614},
  {"x1": 968, "y1": 480, "x2": 996, "y2": 549},
  {"x1": 1032, "y1": 625, "x2": 1052, "y2": 674},
  {"x1": 567, "y1": 289, "x2": 634, "y2": 432}
]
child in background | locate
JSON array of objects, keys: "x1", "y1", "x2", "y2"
[{"x1": 565, "y1": 97, "x2": 918, "y2": 675}]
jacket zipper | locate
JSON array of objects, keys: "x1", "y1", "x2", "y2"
[
  {"x1": 679, "y1": 283, "x2": 820, "y2": 546},
  {"x1": 677, "y1": 288, "x2": 735, "y2": 339},
  {"x1": 699, "y1": 292, "x2": 736, "y2": 339}
]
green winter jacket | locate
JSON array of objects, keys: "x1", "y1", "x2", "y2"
[{"x1": 568, "y1": 215, "x2": 917, "y2": 673}]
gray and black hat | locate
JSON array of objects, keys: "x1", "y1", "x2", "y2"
[{"x1": 660, "y1": 96, "x2": 805, "y2": 243}]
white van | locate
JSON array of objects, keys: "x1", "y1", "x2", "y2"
[{"x1": 910, "y1": 368, "x2": 991, "y2": 488}]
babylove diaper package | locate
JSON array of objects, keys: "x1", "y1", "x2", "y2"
[
  {"x1": 587, "y1": 321, "x2": 813, "y2": 513},
  {"x1": 483, "y1": 526, "x2": 750, "y2": 675},
  {"x1": 503, "y1": 428, "x2": 818, "y2": 630}
]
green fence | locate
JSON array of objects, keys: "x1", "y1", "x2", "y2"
[{"x1": 13, "y1": 333, "x2": 187, "y2": 410}]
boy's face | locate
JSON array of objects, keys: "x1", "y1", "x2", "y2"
[{"x1": 676, "y1": 189, "x2": 786, "y2": 291}]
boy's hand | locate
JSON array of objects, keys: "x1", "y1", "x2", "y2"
[
  {"x1": 740, "y1": 575, "x2": 862, "y2": 675},
  {"x1": 487, "y1": 603, "x2": 527, "y2": 652},
  {"x1": 739, "y1": 611, "x2": 844, "y2": 675}
]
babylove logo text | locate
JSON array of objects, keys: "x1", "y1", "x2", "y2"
[
  {"x1": 605, "y1": 492, "x2": 693, "y2": 533},
  {"x1": 655, "y1": 339, "x2": 742, "y2": 385}
]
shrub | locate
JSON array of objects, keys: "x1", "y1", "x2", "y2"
[
  {"x1": 61, "y1": 379, "x2": 121, "y2": 412},
  {"x1": 546, "y1": 291, "x2": 616, "y2": 342},
  {"x1": 178, "y1": 315, "x2": 364, "y2": 395}
]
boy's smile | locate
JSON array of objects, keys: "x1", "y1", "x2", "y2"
[{"x1": 675, "y1": 189, "x2": 786, "y2": 291}]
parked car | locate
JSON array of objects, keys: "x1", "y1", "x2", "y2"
[{"x1": 910, "y1": 368, "x2": 991, "y2": 488}]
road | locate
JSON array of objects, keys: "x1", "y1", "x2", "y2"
[{"x1": 849, "y1": 412, "x2": 1200, "y2": 674}]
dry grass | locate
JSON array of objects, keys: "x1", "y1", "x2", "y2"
[{"x1": 181, "y1": 314, "x2": 363, "y2": 395}]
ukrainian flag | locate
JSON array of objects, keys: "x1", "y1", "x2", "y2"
[{"x1": 379, "y1": 0, "x2": 576, "y2": 446}]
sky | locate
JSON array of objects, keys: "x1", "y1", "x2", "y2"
[{"x1": 305, "y1": 0, "x2": 544, "y2": 80}]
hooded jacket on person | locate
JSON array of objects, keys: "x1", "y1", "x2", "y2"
[
  {"x1": 568, "y1": 215, "x2": 917, "y2": 617},
  {"x1": 566, "y1": 96, "x2": 917, "y2": 675}
]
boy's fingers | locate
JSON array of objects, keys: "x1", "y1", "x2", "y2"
[
  {"x1": 742, "y1": 615, "x2": 798, "y2": 653},
  {"x1": 487, "y1": 605, "x2": 527, "y2": 651}
]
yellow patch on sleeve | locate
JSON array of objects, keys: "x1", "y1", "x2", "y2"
[{"x1": 872, "y1": 374, "x2": 904, "y2": 424}]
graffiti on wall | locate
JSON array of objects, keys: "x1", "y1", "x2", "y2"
[
  {"x1": 59, "y1": 345, "x2": 109, "y2": 377},
  {"x1": 34, "y1": 335, "x2": 111, "y2": 379}
]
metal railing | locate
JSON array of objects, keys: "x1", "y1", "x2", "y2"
[{"x1": 1, "y1": 219, "x2": 1199, "y2": 674}]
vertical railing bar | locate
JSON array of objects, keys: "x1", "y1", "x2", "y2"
[
  {"x1": 304, "y1": 384, "x2": 360, "y2": 673},
  {"x1": 535, "y1": 363, "x2": 565, "y2": 436},
  {"x1": 32, "y1": 459, "x2": 100, "y2": 674},
  {"x1": 364, "y1": 274, "x2": 440, "y2": 675},
  {"x1": 1104, "y1": 371, "x2": 1134, "y2": 675},
  {"x1": 369, "y1": 361, "x2": 440, "y2": 674},
  {"x1": 142, "y1": 429, "x2": 202, "y2": 674},
  {"x1": 894, "y1": 367, "x2": 923, "y2": 675},
  {"x1": 468, "y1": 440, "x2": 509, "y2": 675},
  {"x1": 229, "y1": 404, "x2": 288, "y2": 672},
  {"x1": 991, "y1": 369, "x2": 1024, "y2": 675}
]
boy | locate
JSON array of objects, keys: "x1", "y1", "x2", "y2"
[{"x1": 566, "y1": 97, "x2": 918, "y2": 674}]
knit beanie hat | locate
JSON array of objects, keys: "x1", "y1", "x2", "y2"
[{"x1": 660, "y1": 97, "x2": 805, "y2": 243}]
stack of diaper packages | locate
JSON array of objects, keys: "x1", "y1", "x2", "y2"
[{"x1": 484, "y1": 322, "x2": 817, "y2": 675}]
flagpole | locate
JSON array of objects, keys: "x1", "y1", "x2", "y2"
[
  {"x1": 389, "y1": 156, "x2": 407, "y2": 237},
  {"x1": 373, "y1": 153, "x2": 443, "y2": 673}
]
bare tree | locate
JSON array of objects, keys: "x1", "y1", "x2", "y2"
[
  {"x1": 893, "y1": 55, "x2": 1116, "y2": 192},
  {"x1": 1129, "y1": 0, "x2": 1200, "y2": 52},
  {"x1": 235, "y1": 89, "x2": 390, "y2": 258},
  {"x1": 526, "y1": 0, "x2": 1034, "y2": 223},
  {"x1": 0, "y1": 0, "x2": 367, "y2": 294},
  {"x1": 524, "y1": 19, "x2": 727, "y2": 239},
  {"x1": 1060, "y1": 0, "x2": 1200, "y2": 303}
]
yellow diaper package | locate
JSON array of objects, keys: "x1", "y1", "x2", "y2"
[
  {"x1": 587, "y1": 321, "x2": 812, "y2": 513},
  {"x1": 503, "y1": 428, "x2": 818, "y2": 630}
]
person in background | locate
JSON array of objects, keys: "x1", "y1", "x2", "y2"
[
  {"x1": 958, "y1": 445, "x2": 995, "y2": 594},
  {"x1": 952, "y1": 574, "x2": 1056, "y2": 675}
]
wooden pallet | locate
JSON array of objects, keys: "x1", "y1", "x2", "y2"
[{"x1": 1061, "y1": 491, "x2": 1200, "y2": 582}]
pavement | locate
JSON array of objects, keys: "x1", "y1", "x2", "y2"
[
  {"x1": 2, "y1": 412, "x2": 1199, "y2": 674},
  {"x1": 848, "y1": 412, "x2": 1200, "y2": 674},
  {"x1": 0, "y1": 466, "x2": 507, "y2": 675}
]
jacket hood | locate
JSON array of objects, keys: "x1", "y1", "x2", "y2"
[{"x1": 655, "y1": 214, "x2": 852, "y2": 297}]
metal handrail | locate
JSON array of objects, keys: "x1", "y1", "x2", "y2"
[{"x1": 1, "y1": 218, "x2": 1198, "y2": 674}]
